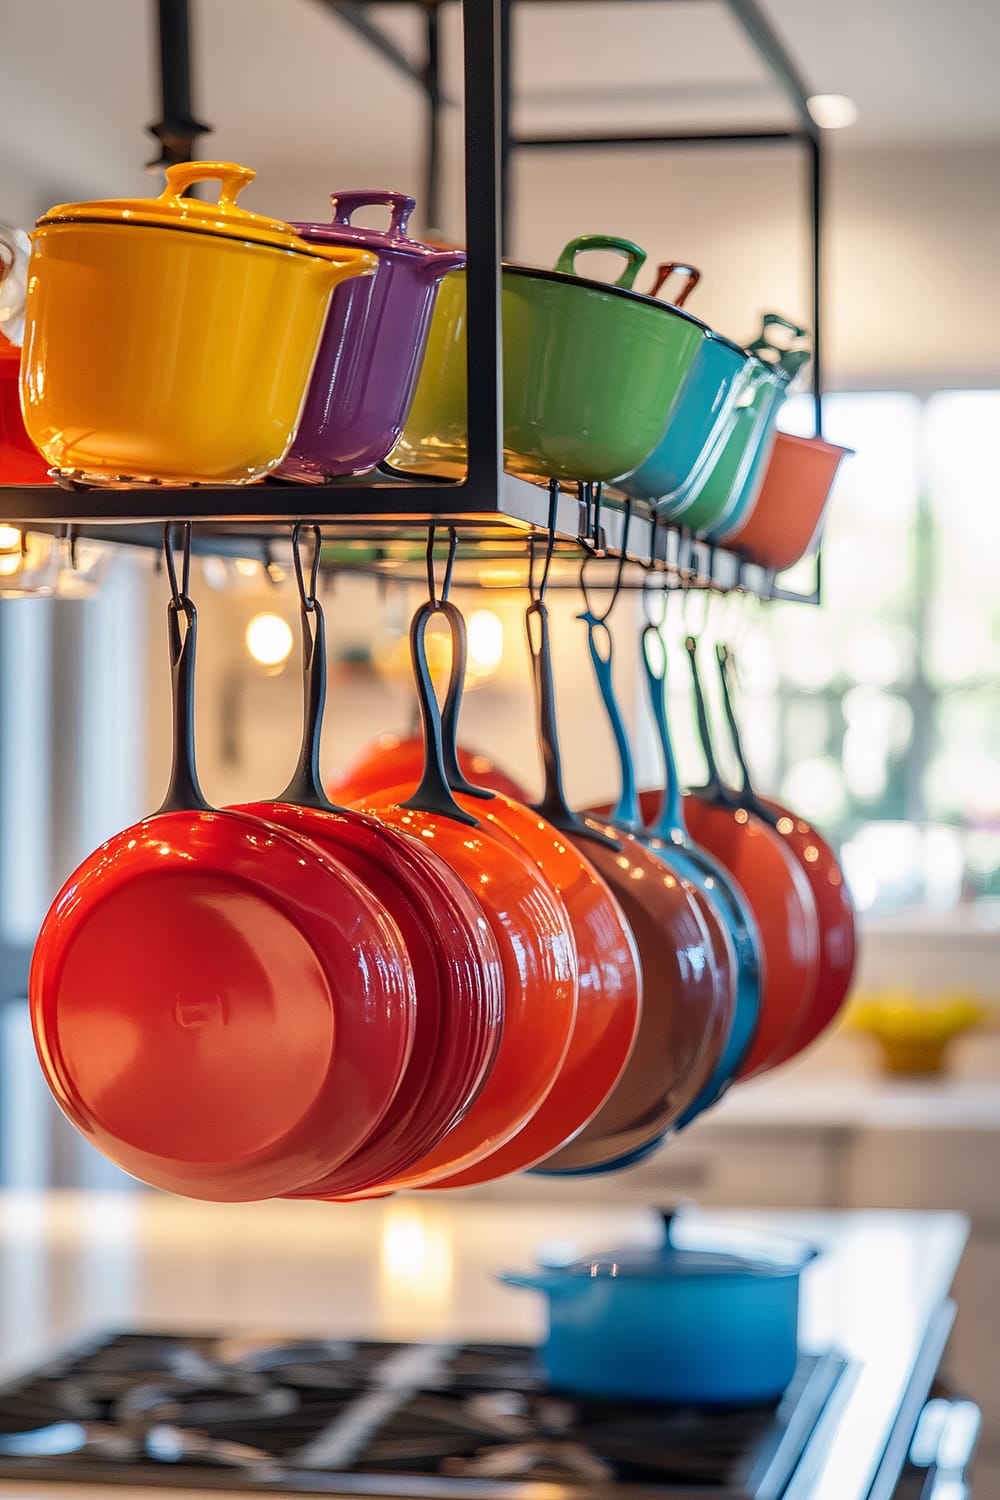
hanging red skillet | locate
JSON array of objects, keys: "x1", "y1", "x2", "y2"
[
  {"x1": 351, "y1": 547, "x2": 579, "y2": 1190},
  {"x1": 329, "y1": 731, "x2": 529, "y2": 807},
  {"x1": 713, "y1": 642, "x2": 856, "y2": 1063},
  {"x1": 361, "y1": 594, "x2": 642, "y2": 1186},
  {"x1": 681, "y1": 632, "x2": 821, "y2": 1078},
  {"x1": 231, "y1": 527, "x2": 504, "y2": 1198},
  {"x1": 500, "y1": 547, "x2": 726, "y2": 1174},
  {"x1": 29, "y1": 525, "x2": 417, "y2": 1201}
]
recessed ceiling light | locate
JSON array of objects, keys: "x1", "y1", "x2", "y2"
[{"x1": 807, "y1": 94, "x2": 859, "y2": 130}]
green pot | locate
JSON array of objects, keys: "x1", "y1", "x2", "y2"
[{"x1": 390, "y1": 234, "x2": 707, "y2": 484}]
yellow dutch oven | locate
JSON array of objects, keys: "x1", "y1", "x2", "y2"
[{"x1": 20, "y1": 162, "x2": 376, "y2": 485}]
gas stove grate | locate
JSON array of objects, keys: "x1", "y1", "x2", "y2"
[{"x1": 0, "y1": 1331, "x2": 848, "y2": 1500}]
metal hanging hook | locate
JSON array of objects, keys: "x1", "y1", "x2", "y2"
[
  {"x1": 528, "y1": 481, "x2": 560, "y2": 605},
  {"x1": 642, "y1": 567, "x2": 671, "y2": 632},
  {"x1": 163, "y1": 520, "x2": 192, "y2": 607},
  {"x1": 291, "y1": 521, "x2": 322, "y2": 612},
  {"x1": 425, "y1": 524, "x2": 458, "y2": 609},
  {"x1": 579, "y1": 497, "x2": 632, "y2": 623}
]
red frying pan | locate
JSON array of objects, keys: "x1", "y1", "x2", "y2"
[
  {"x1": 30, "y1": 527, "x2": 416, "y2": 1201},
  {"x1": 232, "y1": 530, "x2": 505, "y2": 1199},
  {"x1": 351, "y1": 590, "x2": 579, "y2": 1190},
  {"x1": 681, "y1": 633, "x2": 821, "y2": 1077},
  {"x1": 713, "y1": 643, "x2": 856, "y2": 1062},
  {"x1": 366, "y1": 599, "x2": 642, "y2": 1186}
]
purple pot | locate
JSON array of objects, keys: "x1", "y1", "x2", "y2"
[{"x1": 279, "y1": 191, "x2": 465, "y2": 481}]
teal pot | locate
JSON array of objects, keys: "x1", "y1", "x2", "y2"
[
  {"x1": 658, "y1": 356, "x2": 783, "y2": 533},
  {"x1": 619, "y1": 332, "x2": 752, "y2": 506},
  {"x1": 390, "y1": 234, "x2": 708, "y2": 484},
  {"x1": 499, "y1": 1216, "x2": 817, "y2": 1405},
  {"x1": 661, "y1": 314, "x2": 810, "y2": 536}
]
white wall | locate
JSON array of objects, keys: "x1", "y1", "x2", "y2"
[{"x1": 493, "y1": 138, "x2": 1000, "y2": 391}]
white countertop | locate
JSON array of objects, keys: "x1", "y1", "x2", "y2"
[
  {"x1": 687, "y1": 1068, "x2": 1000, "y2": 1133},
  {"x1": 0, "y1": 1192, "x2": 969, "y2": 1500}
]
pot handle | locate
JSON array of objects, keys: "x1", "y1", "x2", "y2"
[
  {"x1": 329, "y1": 190, "x2": 416, "y2": 239},
  {"x1": 554, "y1": 234, "x2": 647, "y2": 290},
  {"x1": 747, "y1": 313, "x2": 811, "y2": 384},
  {"x1": 648, "y1": 261, "x2": 702, "y2": 307},
  {"x1": 160, "y1": 160, "x2": 256, "y2": 207}
]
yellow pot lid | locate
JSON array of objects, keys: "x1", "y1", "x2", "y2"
[{"x1": 37, "y1": 161, "x2": 374, "y2": 268}]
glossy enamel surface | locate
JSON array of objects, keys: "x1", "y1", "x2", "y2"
[
  {"x1": 683, "y1": 797, "x2": 821, "y2": 1078},
  {"x1": 21, "y1": 165, "x2": 375, "y2": 485},
  {"x1": 233, "y1": 801, "x2": 504, "y2": 1197},
  {"x1": 619, "y1": 335, "x2": 751, "y2": 505},
  {"x1": 390, "y1": 256, "x2": 706, "y2": 483},
  {"x1": 279, "y1": 191, "x2": 465, "y2": 480},
  {"x1": 659, "y1": 359, "x2": 784, "y2": 534},
  {"x1": 756, "y1": 797, "x2": 857, "y2": 1064},
  {"x1": 0, "y1": 338, "x2": 48, "y2": 482},
  {"x1": 721, "y1": 431, "x2": 851, "y2": 568},
  {"x1": 429, "y1": 795, "x2": 642, "y2": 1185},
  {"x1": 29, "y1": 810, "x2": 416, "y2": 1200},
  {"x1": 329, "y1": 733, "x2": 529, "y2": 807},
  {"x1": 352, "y1": 790, "x2": 578, "y2": 1188},
  {"x1": 537, "y1": 817, "x2": 731, "y2": 1173}
]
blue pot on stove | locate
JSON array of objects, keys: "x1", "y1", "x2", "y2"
[{"x1": 499, "y1": 1216, "x2": 817, "y2": 1405}]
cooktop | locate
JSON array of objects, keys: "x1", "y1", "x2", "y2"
[{"x1": 0, "y1": 1331, "x2": 849, "y2": 1499}]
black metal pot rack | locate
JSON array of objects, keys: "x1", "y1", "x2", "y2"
[{"x1": 0, "y1": 0, "x2": 826, "y2": 605}]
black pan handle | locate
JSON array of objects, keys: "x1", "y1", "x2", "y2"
[
  {"x1": 439, "y1": 600, "x2": 495, "y2": 802},
  {"x1": 157, "y1": 524, "x2": 209, "y2": 815},
  {"x1": 278, "y1": 597, "x2": 340, "y2": 811},
  {"x1": 526, "y1": 597, "x2": 619, "y2": 849},
  {"x1": 157, "y1": 596, "x2": 210, "y2": 814},
  {"x1": 277, "y1": 522, "x2": 342, "y2": 812},
  {"x1": 402, "y1": 601, "x2": 478, "y2": 827},
  {"x1": 715, "y1": 643, "x2": 778, "y2": 826},
  {"x1": 685, "y1": 632, "x2": 738, "y2": 809}
]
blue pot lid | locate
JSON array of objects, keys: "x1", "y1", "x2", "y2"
[{"x1": 561, "y1": 1228, "x2": 815, "y2": 1281}]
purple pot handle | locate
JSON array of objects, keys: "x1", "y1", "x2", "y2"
[{"x1": 329, "y1": 190, "x2": 416, "y2": 240}]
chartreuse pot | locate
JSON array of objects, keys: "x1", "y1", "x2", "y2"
[
  {"x1": 20, "y1": 162, "x2": 376, "y2": 485},
  {"x1": 390, "y1": 234, "x2": 707, "y2": 484}
]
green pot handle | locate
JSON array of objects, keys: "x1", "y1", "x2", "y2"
[
  {"x1": 554, "y1": 234, "x2": 647, "y2": 290},
  {"x1": 747, "y1": 312, "x2": 811, "y2": 384}
]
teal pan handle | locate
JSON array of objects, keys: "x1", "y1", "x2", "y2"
[
  {"x1": 581, "y1": 610, "x2": 643, "y2": 834},
  {"x1": 641, "y1": 622, "x2": 687, "y2": 843}
]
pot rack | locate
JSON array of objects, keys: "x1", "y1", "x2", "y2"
[{"x1": 0, "y1": 0, "x2": 827, "y2": 604}]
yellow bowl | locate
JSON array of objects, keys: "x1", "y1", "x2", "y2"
[{"x1": 848, "y1": 990, "x2": 986, "y2": 1076}]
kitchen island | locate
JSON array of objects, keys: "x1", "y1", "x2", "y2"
[{"x1": 0, "y1": 1193, "x2": 970, "y2": 1500}]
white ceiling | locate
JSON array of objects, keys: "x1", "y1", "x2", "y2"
[{"x1": 0, "y1": 0, "x2": 997, "y2": 222}]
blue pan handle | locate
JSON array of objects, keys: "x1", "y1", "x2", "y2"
[
  {"x1": 641, "y1": 621, "x2": 687, "y2": 843},
  {"x1": 581, "y1": 609, "x2": 643, "y2": 834}
]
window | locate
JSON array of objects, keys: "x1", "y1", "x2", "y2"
[{"x1": 736, "y1": 389, "x2": 1000, "y2": 913}]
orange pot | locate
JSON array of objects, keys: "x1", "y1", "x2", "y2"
[{"x1": 721, "y1": 431, "x2": 851, "y2": 571}]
